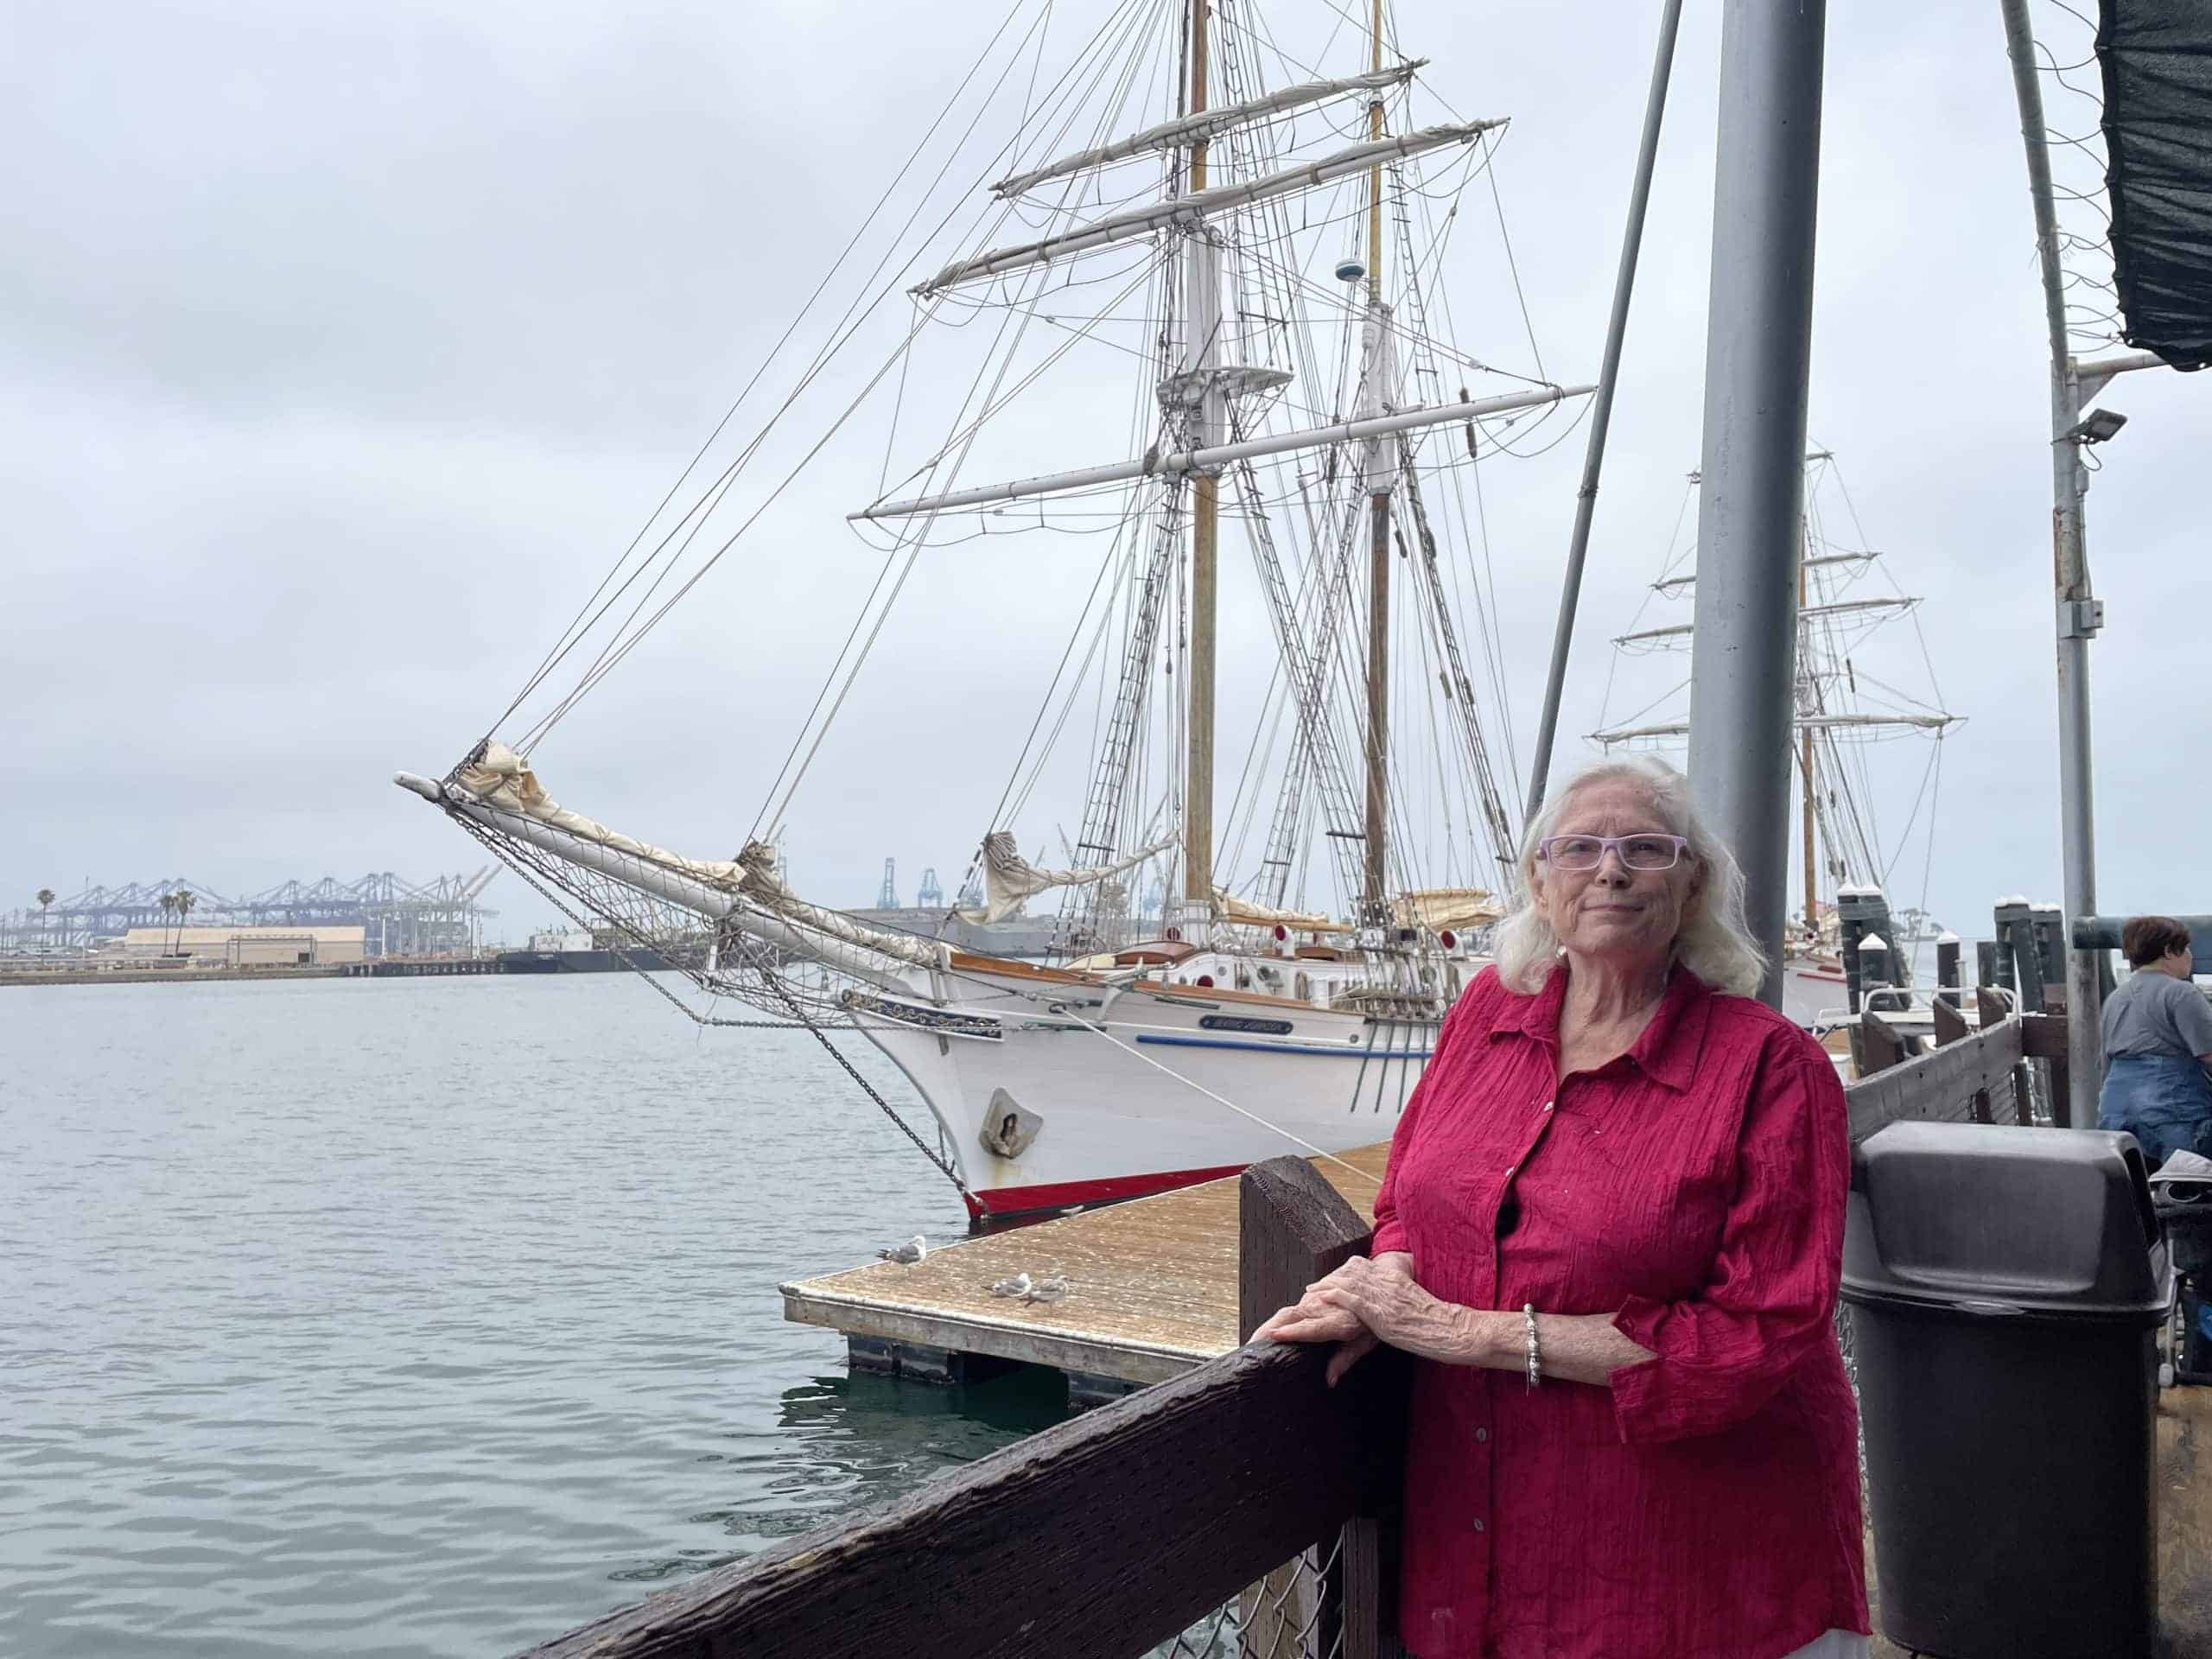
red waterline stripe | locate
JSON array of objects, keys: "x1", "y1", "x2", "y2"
[{"x1": 963, "y1": 1161, "x2": 1249, "y2": 1221}]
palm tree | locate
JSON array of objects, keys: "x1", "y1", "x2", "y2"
[
  {"x1": 160, "y1": 892, "x2": 178, "y2": 957},
  {"x1": 35, "y1": 888, "x2": 54, "y2": 929},
  {"x1": 175, "y1": 890, "x2": 197, "y2": 957}
]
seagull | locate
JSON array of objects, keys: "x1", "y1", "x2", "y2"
[
  {"x1": 988, "y1": 1271, "x2": 1033, "y2": 1299},
  {"x1": 875, "y1": 1236, "x2": 927, "y2": 1265},
  {"x1": 1022, "y1": 1276, "x2": 1071, "y2": 1306}
]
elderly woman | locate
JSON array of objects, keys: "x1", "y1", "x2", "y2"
[
  {"x1": 2098, "y1": 914, "x2": 2212, "y2": 1166},
  {"x1": 1260, "y1": 755, "x2": 1867, "y2": 1659}
]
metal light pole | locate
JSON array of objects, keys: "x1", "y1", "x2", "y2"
[
  {"x1": 1685, "y1": 0, "x2": 1829, "y2": 1008},
  {"x1": 1998, "y1": 2, "x2": 2172, "y2": 1126},
  {"x1": 1525, "y1": 0, "x2": 1686, "y2": 827}
]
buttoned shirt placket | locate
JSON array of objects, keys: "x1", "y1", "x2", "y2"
[{"x1": 1468, "y1": 1059, "x2": 1564, "y2": 1603}]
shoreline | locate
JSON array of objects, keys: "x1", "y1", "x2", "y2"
[{"x1": 0, "y1": 964, "x2": 356, "y2": 988}]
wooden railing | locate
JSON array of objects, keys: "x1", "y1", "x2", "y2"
[
  {"x1": 518, "y1": 1013, "x2": 2063, "y2": 1659},
  {"x1": 1847, "y1": 1005, "x2": 2069, "y2": 1141},
  {"x1": 521, "y1": 1156, "x2": 1408, "y2": 1659}
]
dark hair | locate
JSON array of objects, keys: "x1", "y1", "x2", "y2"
[{"x1": 2121, "y1": 915, "x2": 2194, "y2": 969}]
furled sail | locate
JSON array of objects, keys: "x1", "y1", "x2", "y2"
[
  {"x1": 1590, "y1": 712, "x2": 1955, "y2": 745},
  {"x1": 851, "y1": 383, "x2": 1582, "y2": 522},
  {"x1": 990, "y1": 61, "x2": 1428, "y2": 196},
  {"x1": 1653, "y1": 550, "x2": 1877, "y2": 595},
  {"x1": 917, "y1": 121, "x2": 1502, "y2": 295},
  {"x1": 454, "y1": 742, "x2": 747, "y2": 891},
  {"x1": 1613, "y1": 595, "x2": 1918, "y2": 649},
  {"x1": 731, "y1": 842, "x2": 946, "y2": 970},
  {"x1": 958, "y1": 831, "x2": 1173, "y2": 925},
  {"x1": 1211, "y1": 887, "x2": 1352, "y2": 934},
  {"x1": 1394, "y1": 888, "x2": 1501, "y2": 932},
  {"x1": 448, "y1": 743, "x2": 944, "y2": 970}
]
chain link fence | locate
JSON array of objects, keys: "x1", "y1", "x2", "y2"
[{"x1": 1156, "y1": 1537, "x2": 1344, "y2": 1659}]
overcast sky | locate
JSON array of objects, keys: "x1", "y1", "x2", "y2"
[{"x1": 5, "y1": 0, "x2": 2203, "y2": 943}]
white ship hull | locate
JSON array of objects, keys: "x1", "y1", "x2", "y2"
[{"x1": 851, "y1": 960, "x2": 1440, "y2": 1219}]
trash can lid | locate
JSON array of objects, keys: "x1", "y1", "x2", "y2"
[{"x1": 1842, "y1": 1122, "x2": 2171, "y2": 1319}]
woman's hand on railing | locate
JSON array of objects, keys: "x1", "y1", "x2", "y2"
[{"x1": 1255, "y1": 1250, "x2": 1416, "y2": 1386}]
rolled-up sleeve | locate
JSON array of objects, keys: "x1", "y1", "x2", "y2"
[{"x1": 1608, "y1": 1046, "x2": 1849, "y2": 1443}]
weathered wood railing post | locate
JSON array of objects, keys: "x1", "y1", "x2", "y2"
[
  {"x1": 1975, "y1": 939, "x2": 2000, "y2": 999},
  {"x1": 1993, "y1": 897, "x2": 2036, "y2": 1008},
  {"x1": 1850, "y1": 1008, "x2": 1907, "y2": 1079},
  {"x1": 1845, "y1": 1014, "x2": 2029, "y2": 1146},
  {"x1": 1936, "y1": 932, "x2": 1962, "y2": 1009},
  {"x1": 1978, "y1": 988, "x2": 2037, "y2": 1126},
  {"x1": 2020, "y1": 1011, "x2": 2074, "y2": 1129},
  {"x1": 1924, "y1": 995, "x2": 1992, "y2": 1130},
  {"x1": 1858, "y1": 934, "x2": 1894, "y2": 1011},
  {"x1": 1239, "y1": 1157, "x2": 1408, "y2": 1659}
]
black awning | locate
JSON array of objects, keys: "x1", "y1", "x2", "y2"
[{"x1": 2099, "y1": 1, "x2": 2212, "y2": 370}]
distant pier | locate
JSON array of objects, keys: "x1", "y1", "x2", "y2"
[
  {"x1": 3, "y1": 954, "x2": 507, "y2": 988},
  {"x1": 341, "y1": 957, "x2": 501, "y2": 978}
]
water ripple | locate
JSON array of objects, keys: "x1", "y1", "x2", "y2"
[{"x1": 0, "y1": 976, "x2": 1043, "y2": 1656}]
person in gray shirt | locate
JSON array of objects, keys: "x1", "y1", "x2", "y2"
[{"x1": 2098, "y1": 914, "x2": 2212, "y2": 1166}]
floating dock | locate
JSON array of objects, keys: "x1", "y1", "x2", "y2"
[{"x1": 781, "y1": 1142, "x2": 1389, "y2": 1397}]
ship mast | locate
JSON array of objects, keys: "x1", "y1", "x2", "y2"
[
  {"x1": 1360, "y1": 0, "x2": 1392, "y2": 920},
  {"x1": 1183, "y1": 0, "x2": 1219, "y2": 909}
]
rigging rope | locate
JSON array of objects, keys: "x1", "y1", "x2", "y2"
[
  {"x1": 512, "y1": 0, "x2": 1162, "y2": 759},
  {"x1": 497, "y1": 0, "x2": 1049, "y2": 743},
  {"x1": 448, "y1": 810, "x2": 974, "y2": 1198}
]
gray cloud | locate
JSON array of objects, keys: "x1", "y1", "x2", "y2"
[{"x1": 3, "y1": 1, "x2": 2202, "y2": 944}]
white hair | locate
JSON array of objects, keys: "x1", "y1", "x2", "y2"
[{"x1": 1491, "y1": 753, "x2": 1767, "y2": 998}]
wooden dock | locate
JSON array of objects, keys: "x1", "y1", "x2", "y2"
[{"x1": 782, "y1": 1143, "x2": 1390, "y2": 1392}]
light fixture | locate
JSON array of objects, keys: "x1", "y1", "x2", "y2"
[{"x1": 2065, "y1": 407, "x2": 2128, "y2": 445}]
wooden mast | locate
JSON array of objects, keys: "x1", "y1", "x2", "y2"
[
  {"x1": 1184, "y1": 0, "x2": 1217, "y2": 907},
  {"x1": 1361, "y1": 0, "x2": 1391, "y2": 920}
]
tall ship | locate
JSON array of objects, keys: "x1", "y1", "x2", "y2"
[
  {"x1": 396, "y1": 0, "x2": 1588, "y2": 1218},
  {"x1": 1591, "y1": 451, "x2": 1961, "y2": 1029}
]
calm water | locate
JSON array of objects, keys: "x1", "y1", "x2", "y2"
[{"x1": 0, "y1": 975, "x2": 1061, "y2": 1656}]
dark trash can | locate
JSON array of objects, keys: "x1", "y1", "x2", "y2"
[{"x1": 1843, "y1": 1122, "x2": 2171, "y2": 1659}]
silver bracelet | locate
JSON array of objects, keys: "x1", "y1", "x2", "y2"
[{"x1": 1522, "y1": 1302, "x2": 1541, "y2": 1389}]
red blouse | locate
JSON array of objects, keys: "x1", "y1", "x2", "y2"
[{"x1": 1370, "y1": 963, "x2": 1868, "y2": 1659}]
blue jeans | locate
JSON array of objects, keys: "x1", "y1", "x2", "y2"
[{"x1": 2098, "y1": 1053, "x2": 2212, "y2": 1167}]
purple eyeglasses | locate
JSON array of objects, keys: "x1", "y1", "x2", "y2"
[{"x1": 1535, "y1": 833, "x2": 1691, "y2": 872}]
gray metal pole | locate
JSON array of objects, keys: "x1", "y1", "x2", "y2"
[
  {"x1": 1684, "y1": 0, "x2": 1827, "y2": 1009},
  {"x1": 1999, "y1": 0, "x2": 2103, "y2": 1126},
  {"x1": 1524, "y1": 0, "x2": 1685, "y2": 828}
]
